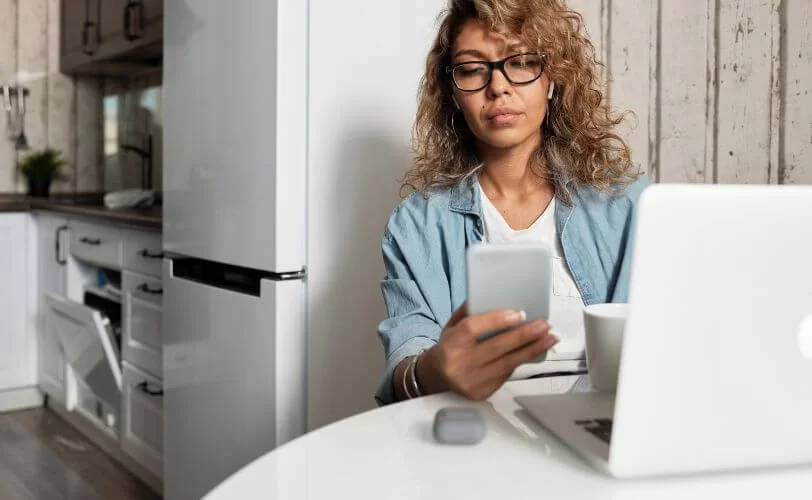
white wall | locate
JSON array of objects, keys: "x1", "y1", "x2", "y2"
[{"x1": 307, "y1": 0, "x2": 448, "y2": 429}]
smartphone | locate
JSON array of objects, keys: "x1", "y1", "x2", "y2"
[{"x1": 466, "y1": 242, "x2": 552, "y2": 361}]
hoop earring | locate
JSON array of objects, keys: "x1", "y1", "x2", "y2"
[
  {"x1": 451, "y1": 112, "x2": 460, "y2": 137},
  {"x1": 452, "y1": 95, "x2": 461, "y2": 111}
]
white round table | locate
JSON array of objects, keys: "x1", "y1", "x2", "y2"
[{"x1": 206, "y1": 380, "x2": 812, "y2": 499}]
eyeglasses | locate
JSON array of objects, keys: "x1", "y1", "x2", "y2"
[{"x1": 446, "y1": 53, "x2": 546, "y2": 92}]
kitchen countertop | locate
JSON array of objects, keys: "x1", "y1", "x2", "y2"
[{"x1": 0, "y1": 193, "x2": 162, "y2": 230}]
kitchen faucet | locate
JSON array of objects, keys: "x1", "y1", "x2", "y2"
[{"x1": 119, "y1": 134, "x2": 153, "y2": 191}]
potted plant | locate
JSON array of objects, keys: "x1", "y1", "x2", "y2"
[{"x1": 16, "y1": 148, "x2": 66, "y2": 197}]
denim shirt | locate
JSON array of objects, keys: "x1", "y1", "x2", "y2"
[{"x1": 375, "y1": 175, "x2": 650, "y2": 405}]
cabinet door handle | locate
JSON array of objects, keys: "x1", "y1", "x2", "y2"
[
  {"x1": 138, "y1": 249, "x2": 164, "y2": 260},
  {"x1": 55, "y1": 225, "x2": 68, "y2": 265},
  {"x1": 79, "y1": 236, "x2": 101, "y2": 245},
  {"x1": 136, "y1": 381, "x2": 163, "y2": 397},
  {"x1": 123, "y1": 0, "x2": 144, "y2": 41},
  {"x1": 81, "y1": 21, "x2": 95, "y2": 55},
  {"x1": 137, "y1": 283, "x2": 163, "y2": 295},
  {"x1": 123, "y1": 3, "x2": 133, "y2": 40}
]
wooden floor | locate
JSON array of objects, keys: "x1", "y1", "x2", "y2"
[{"x1": 0, "y1": 407, "x2": 160, "y2": 500}]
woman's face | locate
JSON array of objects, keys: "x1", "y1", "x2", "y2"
[{"x1": 450, "y1": 19, "x2": 550, "y2": 152}]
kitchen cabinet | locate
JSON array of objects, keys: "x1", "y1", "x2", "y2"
[
  {"x1": 36, "y1": 216, "x2": 163, "y2": 489},
  {"x1": 70, "y1": 221, "x2": 125, "y2": 269},
  {"x1": 100, "y1": 0, "x2": 163, "y2": 50},
  {"x1": 61, "y1": 0, "x2": 163, "y2": 75},
  {"x1": 121, "y1": 361, "x2": 163, "y2": 478},
  {"x1": 36, "y1": 215, "x2": 69, "y2": 403},
  {"x1": 0, "y1": 209, "x2": 164, "y2": 492},
  {"x1": 46, "y1": 291, "x2": 123, "y2": 436},
  {"x1": 0, "y1": 214, "x2": 36, "y2": 391},
  {"x1": 122, "y1": 270, "x2": 163, "y2": 378},
  {"x1": 60, "y1": 0, "x2": 99, "y2": 72}
]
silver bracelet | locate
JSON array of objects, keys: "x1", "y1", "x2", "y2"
[
  {"x1": 409, "y1": 351, "x2": 424, "y2": 398},
  {"x1": 402, "y1": 357, "x2": 414, "y2": 400}
]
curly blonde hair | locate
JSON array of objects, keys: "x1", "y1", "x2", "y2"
[{"x1": 403, "y1": 0, "x2": 640, "y2": 200}]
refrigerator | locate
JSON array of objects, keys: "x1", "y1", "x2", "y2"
[
  {"x1": 162, "y1": 1, "x2": 308, "y2": 498},
  {"x1": 162, "y1": 0, "x2": 446, "y2": 498}
]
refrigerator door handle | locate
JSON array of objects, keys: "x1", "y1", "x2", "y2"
[
  {"x1": 273, "y1": 268, "x2": 307, "y2": 281},
  {"x1": 168, "y1": 257, "x2": 305, "y2": 297}
]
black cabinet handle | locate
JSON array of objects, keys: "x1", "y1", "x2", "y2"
[
  {"x1": 82, "y1": 0, "x2": 98, "y2": 56},
  {"x1": 137, "y1": 283, "x2": 163, "y2": 295},
  {"x1": 79, "y1": 236, "x2": 101, "y2": 245},
  {"x1": 81, "y1": 21, "x2": 97, "y2": 55},
  {"x1": 123, "y1": 0, "x2": 145, "y2": 41},
  {"x1": 136, "y1": 381, "x2": 163, "y2": 397},
  {"x1": 123, "y1": 3, "x2": 133, "y2": 40},
  {"x1": 55, "y1": 225, "x2": 68, "y2": 265},
  {"x1": 138, "y1": 249, "x2": 164, "y2": 260}
]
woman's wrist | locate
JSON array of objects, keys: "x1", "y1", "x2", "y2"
[
  {"x1": 392, "y1": 358, "x2": 412, "y2": 401},
  {"x1": 415, "y1": 345, "x2": 445, "y2": 395}
]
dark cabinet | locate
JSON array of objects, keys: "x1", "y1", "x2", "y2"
[
  {"x1": 61, "y1": 0, "x2": 99, "y2": 71},
  {"x1": 99, "y1": 0, "x2": 131, "y2": 45},
  {"x1": 61, "y1": 0, "x2": 163, "y2": 76}
]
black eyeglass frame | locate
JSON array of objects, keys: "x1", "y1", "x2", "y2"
[{"x1": 445, "y1": 52, "x2": 547, "y2": 92}]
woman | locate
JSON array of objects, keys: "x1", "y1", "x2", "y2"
[{"x1": 376, "y1": 0, "x2": 647, "y2": 405}]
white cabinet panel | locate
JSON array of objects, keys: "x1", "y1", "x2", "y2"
[
  {"x1": 69, "y1": 221, "x2": 124, "y2": 268},
  {"x1": 0, "y1": 214, "x2": 35, "y2": 390},
  {"x1": 45, "y1": 292, "x2": 122, "y2": 415},
  {"x1": 35, "y1": 214, "x2": 69, "y2": 402},
  {"x1": 122, "y1": 271, "x2": 163, "y2": 377},
  {"x1": 123, "y1": 231, "x2": 163, "y2": 278},
  {"x1": 122, "y1": 362, "x2": 163, "y2": 478}
]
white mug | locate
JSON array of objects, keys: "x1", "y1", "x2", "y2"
[{"x1": 583, "y1": 303, "x2": 629, "y2": 392}]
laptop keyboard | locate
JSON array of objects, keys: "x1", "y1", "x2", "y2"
[{"x1": 575, "y1": 418, "x2": 613, "y2": 444}]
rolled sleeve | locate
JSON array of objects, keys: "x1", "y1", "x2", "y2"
[
  {"x1": 375, "y1": 219, "x2": 445, "y2": 405},
  {"x1": 374, "y1": 335, "x2": 438, "y2": 406}
]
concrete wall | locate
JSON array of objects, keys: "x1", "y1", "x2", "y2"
[
  {"x1": 568, "y1": 0, "x2": 811, "y2": 184},
  {"x1": 0, "y1": 0, "x2": 103, "y2": 193}
]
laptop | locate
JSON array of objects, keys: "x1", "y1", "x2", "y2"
[{"x1": 515, "y1": 183, "x2": 812, "y2": 478}]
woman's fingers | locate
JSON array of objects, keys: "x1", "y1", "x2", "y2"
[
  {"x1": 485, "y1": 334, "x2": 559, "y2": 381},
  {"x1": 461, "y1": 333, "x2": 557, "y2": 402},
  {"x1": 445, "y1": 302, "x2": 468, "y2": 329},
  {"x1": 451, "y1": 308, "x2": 527, "y2": 345},
  {"x1": 474, "y1": 319, "x2": 552, "y2": 364}
]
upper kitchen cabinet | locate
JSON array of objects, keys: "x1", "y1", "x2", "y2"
[
  {"x1": 61, "y1": 0, "x2": 164, "y2": 76},
  {"x1": 60, "y1": 0, "x2": 96, "y2": 71}
]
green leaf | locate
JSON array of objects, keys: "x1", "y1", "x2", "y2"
[{"x1": 16, "y1": 148, "x2": 67, "y2": 182}]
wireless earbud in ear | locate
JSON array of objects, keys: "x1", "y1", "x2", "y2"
[{"x1": 547, "y1": 81, "x2": 555, "y2": 100}]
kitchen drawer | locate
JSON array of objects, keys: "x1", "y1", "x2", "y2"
[
  {"x1": 123, "y1": 231, "x2": 163, "y2": 277},
  {"x1": 122, "y1": 271, "x2": 163, "y2": 377},
  {"x1": 44, "y1": 292, "x2": 122, "y2": 416},
  {"x1": 122, "y1": 362, "x2": 163, "y2": 479},
  {"x1": 70, "y1": 222, "x2": 124, "y2": 269}
]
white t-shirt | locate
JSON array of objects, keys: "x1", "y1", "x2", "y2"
[{"x1": 479, "y1": 189, "x2": 587, "y2": 377}]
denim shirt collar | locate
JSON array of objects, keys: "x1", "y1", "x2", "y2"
[{"x1": 448, "y1": 177, "x2": 482, "y2": 216}]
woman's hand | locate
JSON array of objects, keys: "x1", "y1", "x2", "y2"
[{"x1": 417, "y1": 302, "x2": 558, "y2": 401}]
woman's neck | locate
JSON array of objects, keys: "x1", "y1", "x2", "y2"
[{"x1": 477, "y1": 135, "x2": 549, "y2": 198}]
